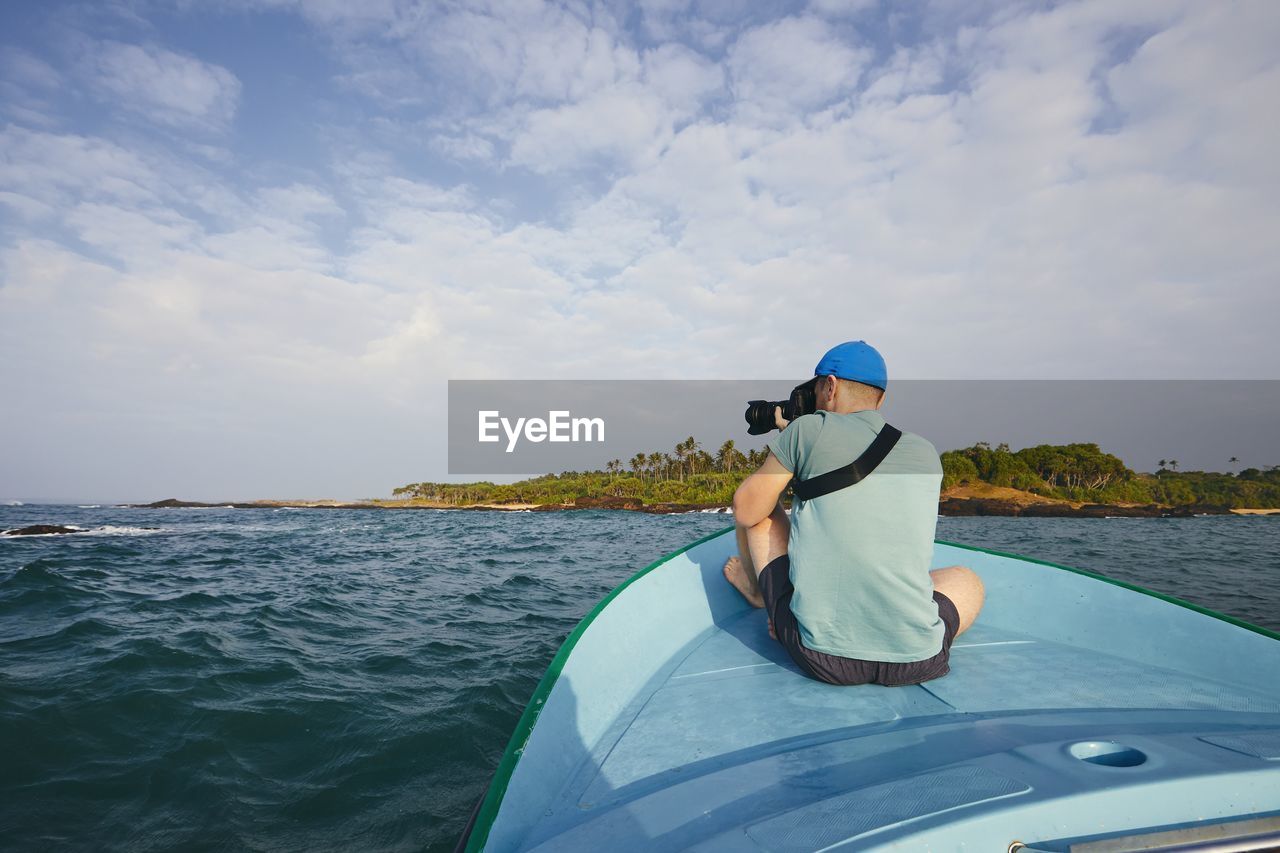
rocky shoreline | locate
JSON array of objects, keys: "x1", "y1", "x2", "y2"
[
  {"x1": 112, "y1": 495, "x2": 1267, "y2": 518},
  {"x1": 124, "y1": 496, "x2": 730, "y2": 515},
  {"x1": 936, "y1": 497, "x2": 1231, "y2": 518}
]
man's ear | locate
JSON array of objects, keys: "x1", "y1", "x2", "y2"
[{"x1": 874, "y1": 388, "x2": 887, "y2": 410}]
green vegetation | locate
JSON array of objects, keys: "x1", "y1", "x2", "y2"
[
  {"x1": 941, "y1": 442, "x2": 1280, "y2": 507},
  {"x1": 393, "y1": 439, "x2": 768, "y2": 507},
  {"x1": 392, "y1": 437, "x2": 1280, "y2": 509}
]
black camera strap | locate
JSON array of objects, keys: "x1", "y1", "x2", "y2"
[{"x1": 792, "y1": 424, "x2": 902, "y2": 502}]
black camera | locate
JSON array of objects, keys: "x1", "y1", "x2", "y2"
[{"x1": 744, "y1": 377, "x2": 820, "y2": 435}]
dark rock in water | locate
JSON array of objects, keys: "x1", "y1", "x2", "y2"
[
  {"x1": 573, "y1": 496, "x2": 644, "y2": 510},
  {"x1": 1015, "y1": 503, "x2": 1069, "y2": 518},
  {"x1": 937, "y1": 497, "x2": 1021, "y2": 517},
  {"x1": 1162, "y1": 502, "x2": 1228, "y2": 514},
  {"x1": 140, "y1": 498, "x2": 215, "y2": 508},
  {"x1": 641, "y1": 502, "x2": 728, "y2": 515},
  {"x1": 1020, "y1": 503, "x2": 1161, "y2": 518},
  {"x1": 3, "y1": 524, "x2": 82, "y2": 536},
  {"x1": 1183, "y1": 504, "x2": 1231, "y2": 516}
]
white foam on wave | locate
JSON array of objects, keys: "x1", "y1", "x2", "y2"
[
  {"x1": 4, "y1": 500, "x2": 23, "y2": 506},
  {"x1": 77, "y1": 505, "x2": 102, "y2": 509},
  {"x1": 89, "y1": 525, "x2": 165, "y2": 536}
]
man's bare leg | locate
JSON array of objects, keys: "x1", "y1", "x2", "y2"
[
  {"x1": 723, "y1": 502, "x2": 789, "y2": 608},
  {"x1": 930, "y1": 565, "x2": 985, "y2": 636}
]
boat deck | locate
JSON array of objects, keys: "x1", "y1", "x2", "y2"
[{"x1": 476, "y1": 533, "x2": 1280, "y2": 852}]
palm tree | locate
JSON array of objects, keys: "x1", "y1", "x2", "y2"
[
  {"x1": 675, "y1": 437, "x2": 697, "y2": 481},
  {"x1": 630, "y1": 453, "x2": 645, "y2": 481},
  {"x1": 1169, "y1": 460, "x2": 1179, "y2": 471},
  {"x1": 1157, "y1": 459, "x2": 1167, "y2": 471},
  {"x1": 717, "y1": 440, "x2": 736, "y2": 473}
]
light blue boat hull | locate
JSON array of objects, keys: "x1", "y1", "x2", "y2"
[{"x1": 465, "y1": 528, "x2": 1280, "y2": 851}]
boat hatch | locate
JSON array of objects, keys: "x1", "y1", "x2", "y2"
[{"x1": 1066, "y1": 741, "x2": 1148, "y2": 767}]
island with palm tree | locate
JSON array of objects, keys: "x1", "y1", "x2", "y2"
[{"x1": 382, "y1": 439, "x2": 1280, "y2": 516}]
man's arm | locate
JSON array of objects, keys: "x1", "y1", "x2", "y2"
[{"x1": 732, "y1": 451, "x2": 793, "y2": 527}]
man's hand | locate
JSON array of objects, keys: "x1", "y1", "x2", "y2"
[{"x1": 774, "y1": 405, "x2": 790, "y2": 431}]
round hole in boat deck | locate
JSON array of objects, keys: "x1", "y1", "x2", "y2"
[{"x1": 1067, "y1": 741, "x2": 1148, "y2": 767}]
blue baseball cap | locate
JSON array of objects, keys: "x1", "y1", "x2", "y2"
[{"x1": 814, "y1": 341, "x2": 887, "y2": 390}]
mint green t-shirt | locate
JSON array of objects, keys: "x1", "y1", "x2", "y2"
[{"x1": 768, "y1": 410, "x2": 944, "y2": 663}]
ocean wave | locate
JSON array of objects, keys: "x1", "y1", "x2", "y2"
[
  {"x1": 91, "y1": 525, "x2": 164, "y2": 536},
  {"x1": 8, "y1": 560, "x2": 74, "y2": 585}
]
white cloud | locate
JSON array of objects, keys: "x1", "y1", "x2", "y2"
[
  {"x1": 0, "y1": 126, "x2": 166, "y2": 208},
  {"x1": 432, "y1": 132, "x2": 496, "y2": 162},
  {"x1": 257, "y1": 184, "x2": 344, "y2": 221},
  {"x1": 86, "y1": 41, "x2": 242, "y2": 132},
  {"x1": 642, "y1": 43, "x2": 725, "y2": 113},
  {"x1": 508, "y1": 84, "x2": 673, "y2": 173},
  {"x1": 726, "y1": 16, "x2": 871, "y2": 123},
  {"x1": 65, "y1": 202, "x2": 202, "y2": 260}
]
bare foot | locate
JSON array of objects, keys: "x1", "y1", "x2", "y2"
[{"x1": 723, "y1": 556, "x2": 764, "y2": 608}]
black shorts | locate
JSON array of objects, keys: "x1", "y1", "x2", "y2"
[{"x1": 758, "y1": 554, "x2": 960, "y2": 687}]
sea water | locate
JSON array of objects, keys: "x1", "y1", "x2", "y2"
[{"x1": 1, "y1": 505, "x2": 1277, "y2": 851}]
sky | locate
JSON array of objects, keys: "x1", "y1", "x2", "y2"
[{"x1": 1, "y1": 0, "x2": 1278, "y2": 502}]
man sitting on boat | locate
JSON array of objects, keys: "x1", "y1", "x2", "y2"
[{"x1": 723, "y1": 341, "x2": 985, "y2": 686}]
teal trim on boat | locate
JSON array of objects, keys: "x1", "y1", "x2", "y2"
[
  {"x1": 463, "y1": 529, "x2": 1280, "y2": 851},
  {"x1": 463, "y1": 525, "x2": 734, "y2": 853}
]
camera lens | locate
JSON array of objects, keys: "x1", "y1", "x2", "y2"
[{"x1": 744, "y1": 400, "x2": 781, "y2": 436}]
